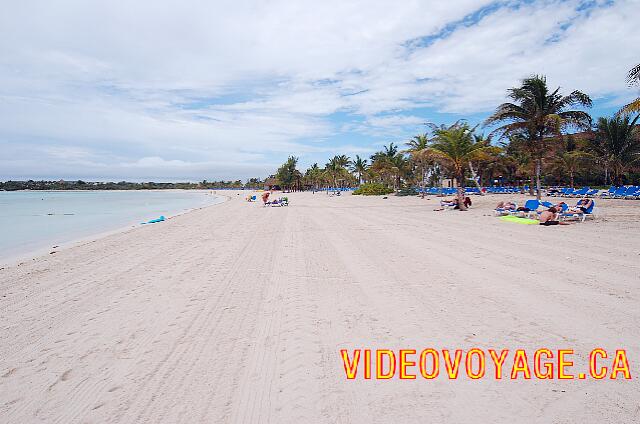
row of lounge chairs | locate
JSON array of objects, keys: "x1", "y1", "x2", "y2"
[
  {"x1": 598, "y1": 186, "x2": 640, "y2": 199},
  {"x1": 418, "y1": 185, "x2": 640, "y2": 199},
  {"x1": 495, "y1": 199, "x2": 595, "y2": 222}
]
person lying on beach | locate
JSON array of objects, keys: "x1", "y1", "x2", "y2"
[
  {"x1": 539, "y1": 207, "x2": 569, "y2": 226},
  {"x1": 435, "y1": 196, "x2": 471, "y2": 211},
  {"x1": 440, "y1": 198, "x2": 458, "y2": 207},
  {"x1": 496, "y1": 201, "x2": 516, "y2": 210},
  {"x1": 567, "y1": 198, "x2": 593, "y2": 214}
]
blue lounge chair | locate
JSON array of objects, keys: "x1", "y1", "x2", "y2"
[
  {"x1": 561, "y1": 200, "x2": 595, "y2": 222},
  {"x1": 599, "y1": 186, "x2": 616, "y2": 198},
  {"x1": 520, "y1": 199, "x2": 540, "y2": 218},
  {"x1": 494, "y1": 203, "x2": 517, "y2": 216},
  {"x1": 612, "y1": 187, "x2": 628, "y2": 198},
  {"x1": 624, "y1": 186, "x2": 640, "y2": 199},
  {"x1": 570, "y1": 187, "x2": 589, "y2": 197}
]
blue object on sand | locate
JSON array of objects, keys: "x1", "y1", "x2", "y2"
[{"x1": 142, "y1": 215, "x2": 165, "y2": 224}]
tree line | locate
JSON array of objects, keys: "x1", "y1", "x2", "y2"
[
  {"x1": 273, "y1": 65, "x2": 640, "y2": 206},
  {"x1": 0, "y1": 179, "x2": 266, "y2": 191}
]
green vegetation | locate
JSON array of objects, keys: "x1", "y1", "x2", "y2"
[
  {"x1": 421, "y1": 121, "x2": 498, "y2": 210},
  {"x1": 485, "y1": 75, "x2": 592, "y2": 200},
  {"x1": 352, "y1": 182, "x2": 394, "y2": 196},
  {"x1": 0, "y1": 179, "x2": 262, "y2": 191},
  {"x1": 619, "y1": 63, "x2": 640, "y2": 117},
  {"x1": 270, "y1": 68, "x2": 639, "y2": 205}
]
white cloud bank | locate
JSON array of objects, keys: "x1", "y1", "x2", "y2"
[{"x1": 0, "y1": 0, "x2": 638, "y2": 180}]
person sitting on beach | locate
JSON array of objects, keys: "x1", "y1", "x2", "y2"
[
  {"x1": 567, "y1": 198, "x2": 593, "y2": 214},
  {"x1": 454, "y1": 196, "x2": 472, "y2": 209},
  {"x1": 261, "y1": 191, "x2": 270, "y2": 205},
  {"x1": 539, "y1": 207, "x2": 569, "y2": 226}
]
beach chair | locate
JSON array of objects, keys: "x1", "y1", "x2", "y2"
[
  {"x1": 585, "y1": 189, "x2": 599, "y2": 197},
  {"x1": 612, "y1": 186, "x2": 628, "y2": 198},
  {"x1": 570, "y1": 187, "x2": 589, "y2": 198},
  {"x1": 599, "y1": 186, "x2": 616, "y2": 198},
  {"x1": 520, "y1": 199, "x2": 540, "y2": 218},
  {"x1": 561, "y1": 200, "x2": 595, "y2": 222},
  {"x1": 494, "y1": 203, "x2": 517, "y2": 216},
  {"x1": 624, "y1": 186, "x2": 640, "y2": 199}
]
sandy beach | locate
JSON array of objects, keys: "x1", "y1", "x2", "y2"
[{"x1": 1, "y1": 191, "x2": 639, "y2": 423}]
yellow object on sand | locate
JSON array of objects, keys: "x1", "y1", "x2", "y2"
[{"x1": 500, "y1": 215, "x2": 539, "y2": 225}]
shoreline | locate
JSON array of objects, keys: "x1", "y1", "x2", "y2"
[{"x1": 0, "y1": 192, "x2": 231, "y2": 268}]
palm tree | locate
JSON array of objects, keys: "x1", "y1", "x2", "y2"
[
  {"x1": 618, "y1": 63, "x2": 640, "y2": 117},
  {"x1": 370, "y1": 143, "x2": 409, "y2": 191},
  {"x1": 304, "y1": 163, "x2": 322, "y2": 191},
  {"x1": 405, "y1": 134, "x2": 430, "y2": 194},
  {"x1": 589, "y1": 115, "x2": 640, "y2": 185},
  {"x1": 500, "y1": 135, "x2": 540, "y2": 194},
  {"x1": 425, "y1": 122, "x2": 497, "y2": 210},
  {"x1": 325, "y1": 155, "x2": 351, "y2": 190},
  {"x1": 349, "y1": 155, "x2": 368, "y2": 185},
  {"x1": 552, "y1": 151, "x2": 591, "y2": 188},
  {"x1": 467, "y1": 133, "x2": 494, "y2": 194},
  {"x1": 485, "y1": 75, "x2": 592, "y2": 200}
]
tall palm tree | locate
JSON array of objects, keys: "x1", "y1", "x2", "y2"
[
  {"x1": 467, "y1": 133, "x2": 494, "y2": 194},
  {"x1": 589, "y1": 115, "x2": 640, "y2": 185},
  {"x1": 371, "y1": 143, "x2": 409, "y2": 191},
  {"x1": 618, "y1": 63, "x2": 640, "y2": 117},
  {"x1": 406, "y1": 134, "x2": 429, "y2": 151},
  {"x1": 349, "y1": 155, "x2": 368, "y2": 185},
  {"x1": 485, "y1": 75, "x2": 592, "y2": 200},
  {"x1": 425, "y1": 122, "x2": 497, "y2": 210},
  {"x1": 405, "y1": 134, "x2": 430, "y2": 194},
  {"x1": 304, "y1": 163, "x2": 322, "y2": 191},
  {"x1": 325, "y1": 155, "x2": 351, "y2": 190}
]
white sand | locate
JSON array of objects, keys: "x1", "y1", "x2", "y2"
[{"x1": 1, "y1": 191, "x2": 639, "y2": 423}]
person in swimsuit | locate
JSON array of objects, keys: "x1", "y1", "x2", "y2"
[{"x1": 568, "y1": 198, "x2": 593, "y2": 214}]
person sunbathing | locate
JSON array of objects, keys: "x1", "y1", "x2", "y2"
[
  {"x1": 568, "y1": 198, "x2": 593, "y2": 214},
  {"x1": 440, "y1": 198, "x2": 458, "y2": 207},
  {"x1": 496, "y1": 201, "x2": 516, "y2": 210}
]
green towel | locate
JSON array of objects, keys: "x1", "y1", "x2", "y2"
[{"x1": 500, "y1": 215, "x2": 539, "y2": 225}]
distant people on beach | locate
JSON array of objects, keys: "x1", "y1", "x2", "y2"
[
  {"x1": 261, "y1": 191, "x2": 270, "y2": 205},
  {"x1": 437, "y1": 196, "x2": 471, "y2": 210}
]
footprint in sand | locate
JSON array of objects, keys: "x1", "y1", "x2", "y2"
[
  {"x1": 61, "y1": 369, "x2": 72, "y2": 381},
  {"x1": 2, "y1": 368, "x2": 17, "y2": 378}
]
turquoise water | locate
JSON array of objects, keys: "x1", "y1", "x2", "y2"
[{"x1": 0, "y1": 190, "x2": 224, "y2": 261}]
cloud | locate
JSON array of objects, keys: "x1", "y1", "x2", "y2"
[{"x1": 0, "y1": 0, "x2": 638, "y2": 180}]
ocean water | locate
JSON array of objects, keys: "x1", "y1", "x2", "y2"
[{"x1": 0, "y1": 190, "x2": 224, "y2": 262}]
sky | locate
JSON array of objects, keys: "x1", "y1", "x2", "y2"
[{"x1": 1, "y1": 0, "x2": 638, "y2": 182}]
